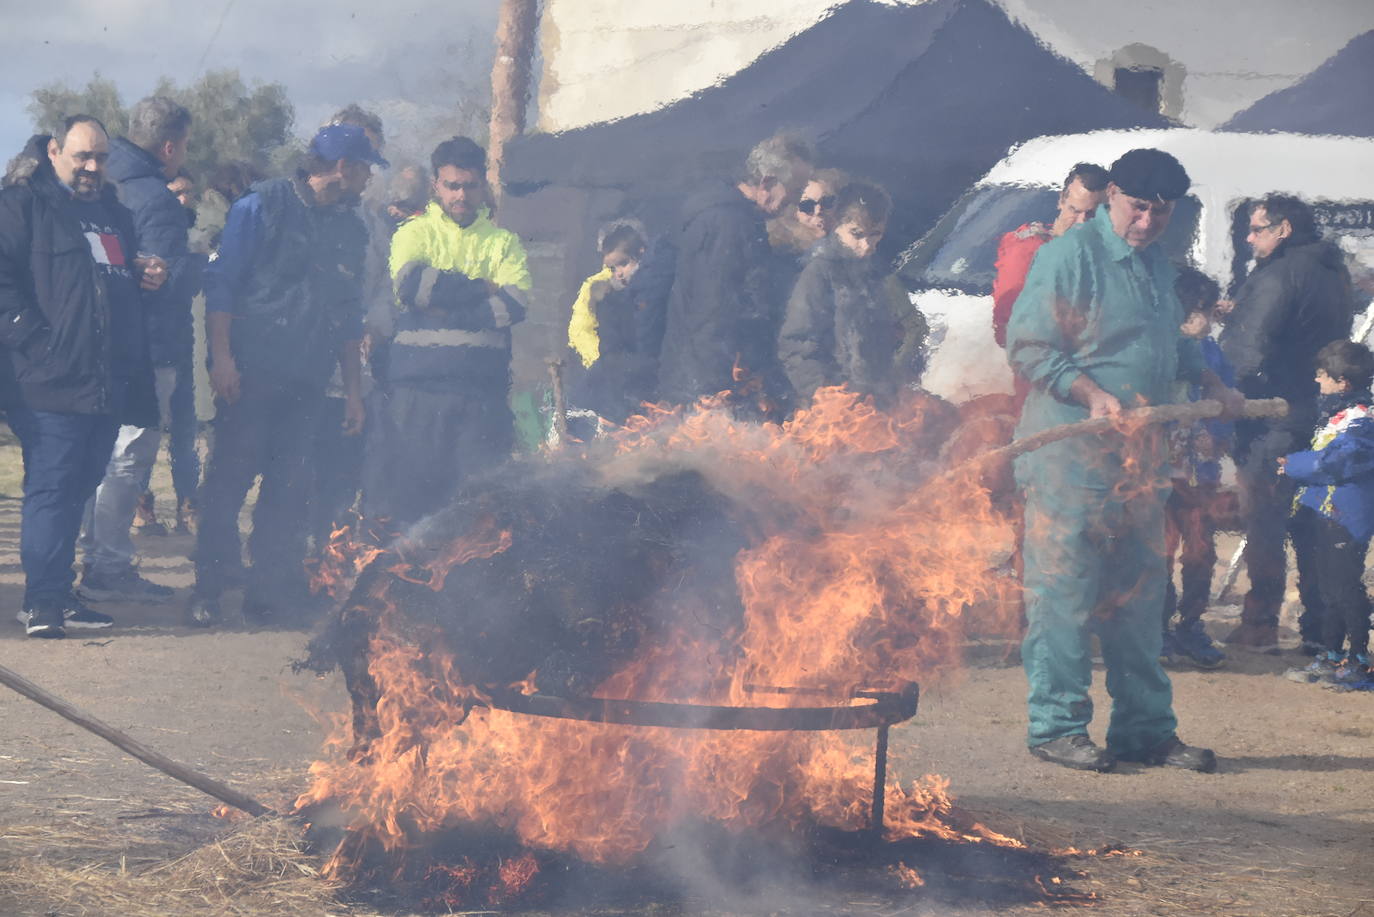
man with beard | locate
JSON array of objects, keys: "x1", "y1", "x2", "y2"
[
  {"x1": 657, "y1": 134, "x2": 813, "y2": 418},
  {"x1": 1007, "y1": 148, "x2": 1242, "y2": 773},
  {"x1": 1220, "y1": 195, "x2": 1360, "y2": 652},
  {"x1": 79, "y1": 97, "x2": 205, "y2": 602},
  {"x1": 186, "y1": 124, "x2": 382, "y2": 626},
  {"x1": 362, "y1": 136, "x2": 530, "y2": 528},
  {"x1": 0, "y1": 116, "x2": 164, "y2": 637}
]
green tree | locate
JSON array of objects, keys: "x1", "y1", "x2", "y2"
[
  {"x1": 28, "y1": 69, "x2": 298, "y2": 181},
  {"x1": 28, "y1": 73, "x2": 130, "y2": 140}
]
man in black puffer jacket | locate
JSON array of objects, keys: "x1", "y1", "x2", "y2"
[
  {"x1": 80, "y1": 97, "x2": 205, "y2": 605},
  {"x1": 0, "y1": 117, "x2": 161, "y2": 638},
  {"x1": 657, "y1": 134, "x2": 813, "y2": 419},
  {"x1": 1220, "y1": 194, "x2": 1361, "y2": 651}
]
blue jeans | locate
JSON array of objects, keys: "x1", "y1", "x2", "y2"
[{"x1": 7, "y1": 403, "x2": 120, "y2": 606}]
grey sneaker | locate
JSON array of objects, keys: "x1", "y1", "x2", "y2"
[
  {"x1": 16, "y1": 603, "x2": 65, "y2": 639},
  {"x1": 79, "y1": 568, "x2": 174, "y2": 604}
]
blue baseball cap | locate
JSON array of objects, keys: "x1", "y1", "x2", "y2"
[{"x1": 310, "y1": 123, "x2": 389, "y2": 168}]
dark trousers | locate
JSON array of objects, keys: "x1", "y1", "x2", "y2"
[
  {"x1": 1163, "y1": 479, "x2": 1218, "y2": 629},
  {"x1": 6, "y1": 403, "x2": 120, "y2": 606},
  {"x1": 193, "y1": 379, "x2": 321, "y2": 600},
  {"x1": 362, "y1": 385, "x2": 513, "y2": 528},
  {"x1": 1291, "y1": 505, "x2": 1371, "y2": 658},
  {"x1": 309, "y1": 396, "x2": 364, "y2": 548},
  {"x1": 167, "y1": 358, "x2": 200, "y2": 503},
  {"x1": 1235, "y1": 424, "x2": 1302, "y2": 628}
]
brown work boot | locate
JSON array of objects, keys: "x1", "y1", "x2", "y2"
[
  {"x1": 132, "y1": 490, "x2": 169, "y2": 536},
  {"x1": 174, "y1": 497, "x2": 198, "y2": 536},
  {"x1": 1223, "y1": 621, "x2": 1279, "y2": 654}
]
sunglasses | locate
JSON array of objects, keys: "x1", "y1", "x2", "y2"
[{"x1": 797, "y1": 195, "x2": 836, "y2": 215}]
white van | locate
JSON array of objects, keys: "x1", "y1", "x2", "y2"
[{"x1": 898, "y1": 129, "x2": 1374, "y2": 403}]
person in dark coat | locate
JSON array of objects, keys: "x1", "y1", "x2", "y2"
[
  {"x1": 0, "y1": 117, "x2": 163, "y2": 637},
  {"x1": 187, "y1": 125, "x2": 380, "y2": 627},
  {"x1": 778, "y1": 181, "x2": 927, "y2": 409},
  {"x1": 1219, "y1": 194, "x2": 1361, "y2": 651},
  {"x1": 656, "y1": 134, "x2": 813, "y2": 418},
  {"x1": 79, "y1": 97, "x2": 204, "y2": 604}
]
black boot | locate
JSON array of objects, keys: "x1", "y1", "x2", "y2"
[
  {"x1": 1029, "y1": 735, "x2": 1116, "y2": 772},
  {"x1": 1120, "y1": 735, "x2": 1217, "y2": 773}
]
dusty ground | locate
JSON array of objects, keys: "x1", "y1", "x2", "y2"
[{"x1": 0, "y1": 432, "x2": 1371, "y2": 916}]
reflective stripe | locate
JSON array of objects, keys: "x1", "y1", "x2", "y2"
[
  {"x1": 415, "y1": 267, "x2": 440, "y2": 309},
  {"x1": 489, "y1": 294, "x2": 512, "y2": 328},
  {"x1": 394, "y1": 328, "x2": 507, "y2": 348}
]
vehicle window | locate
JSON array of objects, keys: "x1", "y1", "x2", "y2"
[
  {"x1": 1315, "y1": 203, "x2": 1374, "y2": 307},
  {"x1": 902, "y1": 186, "x2": 1058, "y2": 294},
  {"x1": 900, "y1": 185, "x2": 1201, "y2": 294}
]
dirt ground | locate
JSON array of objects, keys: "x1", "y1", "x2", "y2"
[{"x1": 0, "y1": 434, "x2": 1372, "y2": 916}]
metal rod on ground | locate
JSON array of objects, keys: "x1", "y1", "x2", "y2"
[
  {"x1": 0, "y1": 662, "x2": 274, "y2": 818},
  {"x1": 548, "y1": 358, "x2": 568, "y2": 447}
]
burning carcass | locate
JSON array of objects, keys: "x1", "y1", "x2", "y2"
[{"x1": 297, "y1": 388, "x2": 1030, "y2": 906}]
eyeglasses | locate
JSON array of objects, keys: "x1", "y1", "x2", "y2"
[
  {"x1": 797, "y1": 195, "x2": 836, "y2": 215},
  {"x1": 1248, "y1": 222, "x2": 1280, "y2": 234}
]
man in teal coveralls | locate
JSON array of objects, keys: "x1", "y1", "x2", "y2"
[{"x1": 1007, "y1": 148, "x2": 1242, "y2": 773}]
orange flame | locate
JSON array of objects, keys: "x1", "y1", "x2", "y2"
[{"x1": 298, "y1": 387, "x2": 1029, "y2": 885}]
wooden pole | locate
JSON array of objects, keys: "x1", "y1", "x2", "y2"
[
  {"x1": 934, "y1": 397, "x2": 1289, "y2": 487},
  {"x1": 0, "y1": 662, "x2": 274, "y2": 817},
  {"x1": 487, "y1": 0, "x2": 540, "y2": 208}
]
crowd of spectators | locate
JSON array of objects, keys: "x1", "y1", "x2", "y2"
[{"x1": 0, "y1": 99, "x2": 1367, "y2": 777}]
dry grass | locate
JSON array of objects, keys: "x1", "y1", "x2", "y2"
[{"x1": 0, "y1": 816, "x2": 355, "y2": 917}]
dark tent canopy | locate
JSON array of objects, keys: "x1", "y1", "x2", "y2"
[
  {"x1": 1223, "y1": 30, "x2": 1374, "y2": 136},
  {"x1": 504, "y1": 0, "x2": 1169, "y2": 253}
]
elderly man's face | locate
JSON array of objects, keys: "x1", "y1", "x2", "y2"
[
  {"x1": 48, "y1": 121, "x2": 109, "y2": 200},
  {"x1": 1106, "y1": 183, "x2": 1174, "y2": 249}
]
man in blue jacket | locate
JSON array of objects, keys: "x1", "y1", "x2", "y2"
[
  {"x1": 186, "y1": 125, "x2": 380, "y2": 627},
  {"x1": 80, "y1": 96, "x2": 204, "y2": 604},
  {"x1": 0, "y1": 117, "x2": 164, "y2": 637}
]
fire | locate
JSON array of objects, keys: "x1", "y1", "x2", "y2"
[{"x1": 297, "y1": 386, "x2": 1028, "y2": 900}]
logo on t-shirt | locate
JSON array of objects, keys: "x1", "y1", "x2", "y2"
[
  {"x1": 79, "y1": 220, "x2": 134, "y2": 282},
  {"x1": 85, "y1": 230, "x2": 125, "y2": 266}
]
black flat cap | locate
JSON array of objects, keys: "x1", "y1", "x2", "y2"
[{"x1": 1108, "y1": 148, "x2": 1190, "y2": 202}]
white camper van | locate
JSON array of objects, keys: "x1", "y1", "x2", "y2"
[{"x1": 898, "y1": 129, "x2": 1374, "y2": 403}]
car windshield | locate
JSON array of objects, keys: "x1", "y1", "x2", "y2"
[{"x1": 900, "y1": 185, "x2": 1202, "y2": 294}]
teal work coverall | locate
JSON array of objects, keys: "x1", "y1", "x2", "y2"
[{"x1": 1006, "y1": 209, "x2": 1203, "y2": 757}]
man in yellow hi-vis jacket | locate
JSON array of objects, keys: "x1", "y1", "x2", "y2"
[{"x1": 362, "y1": 136, "x2": 531, "y2": 527}]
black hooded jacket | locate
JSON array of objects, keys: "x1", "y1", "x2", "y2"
[
  {"x1": 656, "y1": 181, "x2": 788, "y2": 409},
  {"x1": 0, "y1": 136, "x2": 157, "y2": 425},
  {"x1": 1221, "y1": 235, "x2": 1359, "y2": 435}
]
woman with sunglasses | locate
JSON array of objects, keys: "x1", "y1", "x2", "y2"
[{"x1": 768, "y1": 168, "x2": 845, "y2": 258}]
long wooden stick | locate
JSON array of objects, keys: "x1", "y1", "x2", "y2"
[
  {"x1": 0, "y1": 661, "x2": 274, "y2": 817},
  {"x1": 936, "y1": 396, "x2": 1289, "y2": 484}
]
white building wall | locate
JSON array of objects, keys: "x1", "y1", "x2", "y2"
[{"x1": 536, "y1": 0, "x2": 1374, "y2": 132}]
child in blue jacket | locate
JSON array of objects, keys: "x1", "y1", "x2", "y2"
[{"x1": 1280, "y1": 339, "x2": 1374, "y2": 689}]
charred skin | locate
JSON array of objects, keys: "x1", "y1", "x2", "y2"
[{"x1": 320, "y1": 466, "x2": 753, "y2": 755}]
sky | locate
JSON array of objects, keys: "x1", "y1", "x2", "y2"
[{"x1": 0, "y1": 0, "x2": 501, "y2": 167}]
